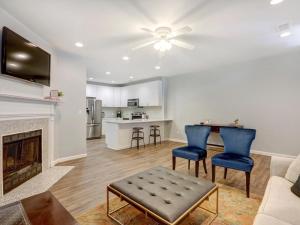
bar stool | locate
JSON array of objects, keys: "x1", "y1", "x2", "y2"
[
  {"x1": 131, "y1": 127, "x2": 145, "y2": 149},
  {"x1": 149, "y1": 125, "x2": 161, "y2": 145}
]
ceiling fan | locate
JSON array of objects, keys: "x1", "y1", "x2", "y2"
[{"x1": 132, "y1": 26, "x2": 195, "y2": 52}]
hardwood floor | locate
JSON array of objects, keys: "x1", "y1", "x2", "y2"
[{"x1": 50, "y1": 139, "x2": 270, "y2": 217}]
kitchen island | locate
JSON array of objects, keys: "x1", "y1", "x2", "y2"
[{"x1": 104, "y1": 119, "x2": 172, "y2": 150}]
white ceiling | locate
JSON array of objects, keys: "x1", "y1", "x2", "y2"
[{"x1": 1, "y1": 0, "x2": 300, "y2": 84}]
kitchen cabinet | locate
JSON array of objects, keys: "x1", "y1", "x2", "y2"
[
  {"x1": 87, "y1": 80, "x2": 163, "y2": 107},
  {"x1": 86, "y1": 84, "x2": 97, "y2": 97},
  {"x1": 113, "y1": 87, "x2": 121, "y2": 107},
  {"x1": 137, "y1": 80, "x2": 162, "y2": 107}
]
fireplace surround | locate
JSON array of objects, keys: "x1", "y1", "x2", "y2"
[
  {"x1": 0, "y1": 118, "x2": 50, "y2": 196},
  {"x1": 3, "y1": 130, "x2": 42, "y2": 194}
]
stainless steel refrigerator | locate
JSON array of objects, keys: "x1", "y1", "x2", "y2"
[{"x1": 86, "y1": 97, "x2": 102, "y2": 139}]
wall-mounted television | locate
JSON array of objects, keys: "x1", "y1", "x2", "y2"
[{"x1": 1, "y1": 27, "x2": 51, "y2": 86}]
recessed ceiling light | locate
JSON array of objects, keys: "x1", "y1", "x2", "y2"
[
  {"x1": 105, "y1": 71, "x2": 111, "y2": 75},
  {"x1": 111, "y1": 80, "x2": 115, "y2": 83},
  {"x1": 88, "y1": 77, "x2": 94, "y2": 80},
  {"x1": 75, "y1": 42, "x2": 84, "y2": 48},
  {"x1": 280, "y1": 31, "x2": 291, "y2": 38},
  {"x1": 155, "y1": 66, "x2": 161, "y2": 70},
  {"x1": 8, "y1": 62, "x2": 19, "y2": 68},
  {"x1": 270, "y1": 0, "x2": 284, "y2": 5},
  {"x1": 129, "y1": 76, "x2": 134, "y2": 79},
  {"x1": 122, "y1": 56, "x2": 130, "y2": 61}
]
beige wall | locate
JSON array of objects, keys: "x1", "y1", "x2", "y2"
[{"x1": 166, "y1": 50, "x2": 300, "y2": 157}]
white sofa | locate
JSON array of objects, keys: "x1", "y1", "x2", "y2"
[{"x1": 254, "y1": 156, "x2": 300, "y2": 225}]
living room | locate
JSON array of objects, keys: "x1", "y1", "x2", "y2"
[{"x1": 0, "y1": 1, "x2": 299, "y2": 225}]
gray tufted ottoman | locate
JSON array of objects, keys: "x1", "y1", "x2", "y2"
[{"x1": 107, "y1": 166, "x2": 218, "y2": 225}]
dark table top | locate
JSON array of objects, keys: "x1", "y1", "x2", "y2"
[{"x1": 0, "y1": 191, "x2": 78, "y2": 225}]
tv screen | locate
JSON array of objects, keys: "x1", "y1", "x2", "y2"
[{"x1": 1, "y1": 27, "x2": 51, "y2": 86}]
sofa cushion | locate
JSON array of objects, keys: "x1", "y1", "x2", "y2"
[
  {"x1": 291, "y1": 175, "x2": 300, "y2": 198},
  {"x1": 254, "y1": 214, "x2": 292, "y2": 225},
  {"x1": 285, "y1": 154, "x2": 300, "y2": 183},
  {"x1": 258, "y1": 176, "x2": 300, "y2": 225}
]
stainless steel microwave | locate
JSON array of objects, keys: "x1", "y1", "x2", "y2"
[{"x1": 127, "y1": 99, "x2": 139, "y2": 107}]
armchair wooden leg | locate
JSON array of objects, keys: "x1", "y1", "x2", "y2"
[
  {"x1": 212, "y1": 165, "x2": 216, "y2": 182},
  {"x1": 195, "y1": 161, "x2": 199, "y2": 177},
  {"x1": 224, "y1": 168, "x2": 228, "y2": 179},
  {"x1": 203, "y1": 158, "x2": 207, "y2": 174},
  {"x1": 246, "y1": 172, "x2": 250, "y2": 198},
  {"x1": 172, "y1": 156, "x2": 176, "y2": 170},
  {"x1": 188, "y1": 160, "x2": 191, "y2": 170}
]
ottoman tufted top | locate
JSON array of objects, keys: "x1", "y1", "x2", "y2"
[{"x1": 110, "y1": 166, "x2": 216, "y2": 223}]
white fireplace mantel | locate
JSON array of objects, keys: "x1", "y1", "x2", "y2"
[{"x1": 0, "y1": 93, "x2": 61, "y2": 104}]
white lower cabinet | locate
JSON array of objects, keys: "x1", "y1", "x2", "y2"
[{"x1": 87, "y1": 80, "x2": 162, "y2": 107}]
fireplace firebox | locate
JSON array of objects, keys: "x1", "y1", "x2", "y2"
[{"x1": 2, "y1": 130, "x2": 42, "y2": 194}]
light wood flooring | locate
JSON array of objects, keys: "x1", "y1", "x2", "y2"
[{"x1": 50, "y1": 139, "x2": 270, "y2": 217}]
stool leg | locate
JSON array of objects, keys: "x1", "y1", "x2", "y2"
[
  {"x1": 154, "y1": 128, "x2": 157, "y2": 145},
  {"x1": 137, "y1": 131, "x2": 139, "y2": 149}
]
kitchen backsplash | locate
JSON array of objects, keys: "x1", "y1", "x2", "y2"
[{"x1": 102, "y1": 106, "x2": 163, "y2": 119}]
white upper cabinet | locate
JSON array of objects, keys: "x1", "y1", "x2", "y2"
[
  {"x1": 86, "y1": 84, "x2": 97, "y2": 97},
  {"x1": 137, "y1": 80, "x2": 162, "y2": 107},
  {"x1": 87, "y1": 80, "x2": 163, "y2": 107},
  {"x1": 113, "y1": 87, "x2": 121, "y2": 107},
  {"x1": 96, "y1": 86, "x2": 113, "y2": 107},
  {"x1": 120, "y1": 87, "x2": 128, "y2": 107}
]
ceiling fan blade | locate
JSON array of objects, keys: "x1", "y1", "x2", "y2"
[
  {"x1": 170, "y1": 39, "x2": 195, "y2": 50},
  {"x1": 141, "y1": 27, "x2": 155, "y2": 34},
  {"x1": 170, "y1": 26, "x2": 192, "y2": 38},
  {"x1": 132, "y1": 40, "x2": 157, "y2": 51}
]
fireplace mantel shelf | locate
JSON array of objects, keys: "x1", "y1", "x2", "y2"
[{"x1": 0, "y1": 93, "x2": 61, "y2": 104}]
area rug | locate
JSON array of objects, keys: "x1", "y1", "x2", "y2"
[{"x1": 77, "y1": 183, "x2": 262, "y2": 225}]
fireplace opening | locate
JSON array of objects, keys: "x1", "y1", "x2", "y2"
[{"x1": 3, "y1": 130, "x2": 42, "y2": 194}]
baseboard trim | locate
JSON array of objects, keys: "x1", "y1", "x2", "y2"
[
  {"x1": 51, "y1": 153, "x2": 87, "y2": 166},
  {"x1": 251, "y1": 150, "x2": 296, "y2": 159},
  {"x1": 168, "y1": 138, "x2": 187, "y2": 143},
  {"x1": 167, "y1": 138, "x2": 297, "y2": 159}
]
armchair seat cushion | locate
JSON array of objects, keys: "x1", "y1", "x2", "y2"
[
  {"x1": 212, "y1": 153, "x2": 254, "y2": 172},
  {"x1": 172, "y1": 146, "x2": 207, "y2": 161}
]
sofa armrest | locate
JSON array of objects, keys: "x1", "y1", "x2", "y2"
[{"x1": 270, "y1": 156, "x2": 294, "y2": 177}]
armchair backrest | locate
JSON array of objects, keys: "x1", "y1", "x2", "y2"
[
  {"x1": 185, "y1": 125, "x2": 211, "y2": 150},
  {"x1": 220, "y1": 127, "x2": 256, "y2": 157}
]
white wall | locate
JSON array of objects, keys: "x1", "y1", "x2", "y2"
[
  {"x1": 0, "y1": 8, "x2": 52, "y2": 97},
  {"x1": 0, "y1": 7, "x2": 87, "y2": 161},
  {"x1": 166, "y1": 50, "x2": 300, "y2": 157},
  {"x1": 53, "y1": 51, "x2": 87, "y2": 159}
]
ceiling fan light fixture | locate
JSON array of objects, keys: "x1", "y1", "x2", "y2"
[{"x1": 154, "y1": 39, "x2": 172, "y2": 52}]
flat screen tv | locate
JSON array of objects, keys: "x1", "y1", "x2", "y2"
[{"x1": 1, "y1": 27, "x2": 51, "y2": 86}]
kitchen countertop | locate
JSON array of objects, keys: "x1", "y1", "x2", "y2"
[{"x1": 103, "y1": 118, "x2": 172, "y2": 124}]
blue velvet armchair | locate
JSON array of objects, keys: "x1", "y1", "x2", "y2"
[
  {"x1": 211, "y1": 127, "x2": 256, "y2": 197},
  {"x1": 172, "y1": 125, "x2": 211, "y2": 177}
]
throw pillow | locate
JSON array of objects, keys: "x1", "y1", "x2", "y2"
[
  {"x1": 285, "y1": 154, "x2": 300, "y2": 183},
  {"x1": 291, "y1": 175, "x2": 300, "y2": 197}
]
